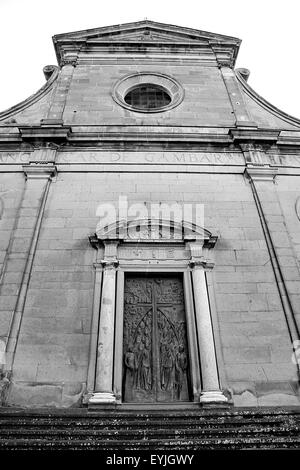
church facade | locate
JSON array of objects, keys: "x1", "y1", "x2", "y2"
[{"x1": 0, "y1": 20, "x2": 300, "y2": 414}]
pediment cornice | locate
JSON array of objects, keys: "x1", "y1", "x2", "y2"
[
  {"x1": 53, "y1": 20, "x2": 240, "y2": 44},
  {"x1": 53, "y1": 20, "x2": 241, "y2": 67}
]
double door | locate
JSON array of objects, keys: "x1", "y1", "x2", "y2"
[{"x1": 123, "y1": 274, "x2": 190, "y2": 403}]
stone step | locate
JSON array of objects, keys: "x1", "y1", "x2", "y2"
[
  {"x1": 0, "y1": 410, "x2": 296, "y2": 422},
  {"x1": 0, "y1": 407, "x2": 299, "y2": 450},
  {"x1": 0, "y1": 425, "x2": 299, "y2": 438},
  {"x1": 0, "y1": 415, "x2": 298, "y2": 428},
  {"x1": 1, "y1": 435, "x2": 300, "y2": 451}
]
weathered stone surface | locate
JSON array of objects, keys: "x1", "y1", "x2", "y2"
[
  {"x1": 8, "y1": 383, "x2": 63, "y2": 408},
  {"x1": 0, "y1": 20, "x2": 300, "y2": 412},
  {"x1": 1, "y1": 407, "x2": 300, "y2": 450},
  {"x1": 233, "y1": 391, "x2": 258, "y2": 407},
  {"x1": 258, "y1": 394, "x2": 300, "y2": 406}
]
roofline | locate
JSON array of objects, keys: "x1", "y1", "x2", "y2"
[
  {"x1": 52, "y1": 19, "x2": 241, "y2": 43},
  {"x1": 236, "y1": 70, "x2": 300, "y2": 128},
  {"x1": 52, "y1": 20, "x2": 241, "y2": 68}
]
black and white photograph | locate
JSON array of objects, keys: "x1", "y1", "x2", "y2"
[{"x1": 0, "y1": 0, "x2": 300, "y2": 460}]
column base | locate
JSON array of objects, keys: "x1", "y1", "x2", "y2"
[
  {"x1": 200, "y1": 390, "x2": 228, "y2": 405},
  {"x1": 88, "y1": 392, "x2": 117, "y2": 405}
]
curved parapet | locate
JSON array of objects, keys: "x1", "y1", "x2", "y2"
[
  {"x1": 0, "y1": 65, "x2": 59, "y2": 123},
  {"x1": 236, "y1": 69, "x2": 300, "y2": 129}
]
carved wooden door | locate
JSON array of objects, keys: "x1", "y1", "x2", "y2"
[{"x1": 123, "y1": 274, "x2": 190, "y2": 403}]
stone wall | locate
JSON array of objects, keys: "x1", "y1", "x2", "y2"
[
  {"x1": 3, "y1": 167, "x2": 298, "y2": 407},
  {"x1": 1, "y1": 20, "x2": 300, "y2": 412},
  {"x1": 0, "y1": 174, "x2": 24, "y2": 344},
  {"x1": 63, "y1": 64, "x2": 235, "y2": 127}
]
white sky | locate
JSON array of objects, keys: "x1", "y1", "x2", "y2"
[{"x1": 0, "y1": 0, "x2": 299, "y2": 119}]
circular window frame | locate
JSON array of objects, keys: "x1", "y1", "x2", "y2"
[{"x1": 112, "y1": 72, "x2": 184, "y2": 113}]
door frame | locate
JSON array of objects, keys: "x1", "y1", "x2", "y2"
[
  {"x1": 113, "y1": 264, "x2": 201, "y2": 404},
  {"x1": 86, "y1": 218, "x2": 228, "y2": 407}
]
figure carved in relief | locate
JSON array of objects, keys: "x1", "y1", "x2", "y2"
[
  {"x1": 174, "y1": 345, "x2": 187, "y2": 399},
  {"x1": 124, "y1": 346, "x2": 137, "y2": 388},
  {"x1": 123, "y1": 275, "x2": 190, "y2": 403},
  {"x1": 140, "y1": 345, "x2": 152, "y2": 390},
  {"x1": 160, "y1": 344, "x2": 174, "y2": 391},
  {"x1": 135, "y1": 341, "x2": 152, "y2": 390}
]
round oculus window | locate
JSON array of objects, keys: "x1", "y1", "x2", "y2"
[
  {"x1": 112, "y1": 73, "x2": 184, "y2": 113},
  {"x1": 124, "y1": 85, "x2": 171, "y2": 110}
]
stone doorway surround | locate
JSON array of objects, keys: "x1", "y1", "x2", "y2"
[{"x1": 84, "y1": 218, "x2": 228, "y2": 407}]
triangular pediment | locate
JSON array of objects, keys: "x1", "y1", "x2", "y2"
[
  {"x1": 53, "y1": 20, "x2": 241, "y2": 67},
  {"x1": 53, "y1": 20, "x2": 240, "y2": 46},
  {"x1": 86, "y1": 29, "x2": 205, "y2": 44}
]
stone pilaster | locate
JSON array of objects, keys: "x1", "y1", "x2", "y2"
[
  {"x1": 84, "y1": 262, "x2": 103, "y2": 401},
  {"x1": 89, "y1": 241, "x2": 119, "y2": 405},
  {"x1": 245, "y1": 163, "x2": 300, "y2": 345},
  {"x1": 41, "y1": 55, "x2": 77, "y2": 126},
  {"x1": 220, "y1": 66, "x2": 256, "y2": 128},
  {"x1": 3, "y1": 153, "x2": 56, "y2": 375},
  {"x1": 188, "y1": 241, "x2": 228, "y2": 405}
]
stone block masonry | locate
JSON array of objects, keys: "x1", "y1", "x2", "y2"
[
  {"x1": 1, "y1": 168, "x2": 296, "y2": 407},
  {"x1": 1, "y1": 21, "x2": 300, "y2": 411}
]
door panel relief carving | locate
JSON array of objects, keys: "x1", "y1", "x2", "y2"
[{"x1": 123, "y1": 274, "x2": 190, "y2": 403}]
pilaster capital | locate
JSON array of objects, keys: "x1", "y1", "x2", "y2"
[
  {"x1": 60, "y1": 55, "x2": 78, "y2": 67},
  {"x1": 239, "y1": 142, "x2": 266, "y2": 165},
  {"x1": 186, "y1": 239, "x2": 216, "y2": 270},
  {"x1": 101, "y1": 259, "x2": 119, "y2": 270},
  {"x1": 29, "y1": 144, "x2": 58, "y2": 164},
  {"x1": 22, "y1": 163, "x2": 57, "y2": 180},
  {"x1": 245, "y1": 164, "x2": 278, "y2": 183}
]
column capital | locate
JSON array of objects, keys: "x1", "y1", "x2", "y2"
[
  {"x1": 187, "y1": 240, "x2": 215, "y2": 270},
  {"x1": 101, "y1": 260, "x2": 119, "y2": 270},
  {"x1": 22, "y1": 163, "x2": 57, "y2": 180}
]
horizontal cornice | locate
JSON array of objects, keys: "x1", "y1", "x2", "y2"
[{"x1": 1, "y1": 125, "x2": 300, "y2": 151}]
